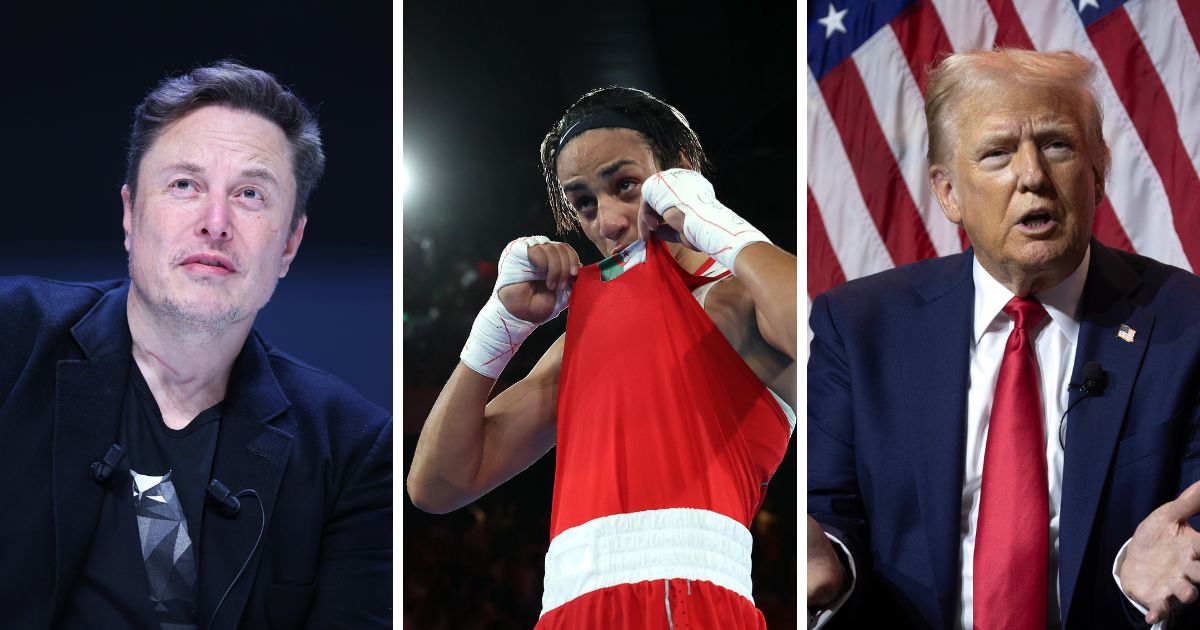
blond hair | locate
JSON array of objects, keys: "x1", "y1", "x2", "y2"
[{"x1": 925, "y1": 49, "x2": 1110, "y2": 180}]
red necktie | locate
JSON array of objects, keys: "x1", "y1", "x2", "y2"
[{"x1": 974, "y1": 296, "x2": 1049, "y2": 630}]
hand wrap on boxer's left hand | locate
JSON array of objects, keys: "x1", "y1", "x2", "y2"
[{"x1": 640, "y1": 168, "x2": 770, "y2": 273}]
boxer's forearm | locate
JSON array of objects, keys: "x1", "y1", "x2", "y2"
[
  {"x1": 406, "y1": 363, "x2": 496, "y2": 513},
  {"x1": 407, "y1": 337, "x2": 562, "y2": 514},
  {"x1": 733, "y1": 242, "x2": 797, "y2": 360}
]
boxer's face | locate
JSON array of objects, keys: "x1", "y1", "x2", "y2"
[
  {"x1": 557, "y1": 128, "x2": 659, "y2": 258},
  {"x1": 122, "y1": 105, "x2": 305, "y2": 333},
  {"x1": 930, "y1": 81, "x2": 1102, "y2": 293}
]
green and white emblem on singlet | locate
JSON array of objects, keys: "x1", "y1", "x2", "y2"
[{"x1": 599, "y1": 239, "x2": 647, "y2": 281}]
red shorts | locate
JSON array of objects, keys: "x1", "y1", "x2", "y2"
[{"x1": 534, "y1": 579, "x2": 766, "y2": 630}]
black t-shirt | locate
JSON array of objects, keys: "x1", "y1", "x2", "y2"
[{"x1": 64, "y1": 361, "x2": 220, "y2": 629}]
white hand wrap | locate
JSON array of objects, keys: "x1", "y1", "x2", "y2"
[
  {"x1": 460, "y1": 236, "x2": 570, "y2": 379},
  {"x1": 640, "y1": 168, "x2": 771, "y2": 273}
]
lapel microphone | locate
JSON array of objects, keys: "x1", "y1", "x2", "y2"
[
  {"x1": 1072, "y1": 361, "x2": 1109, "y2": 397},
  {"x1": 89, "y1": 444, "x2": 126, "y2": 484},
  {"x1": 1059, "y1": 361, "x2": 1108, "y2": 447},
  {"x1": 206, "y1": 479, "x2": 242, "y2": 517}
]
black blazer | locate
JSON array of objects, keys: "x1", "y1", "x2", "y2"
[{"x1": 0, "y1": 277, "x2": 392, "y2": 628}]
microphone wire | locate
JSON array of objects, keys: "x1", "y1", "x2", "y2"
[{"x1": 207, "y1": 489, "x2": 264, "y2": 630}]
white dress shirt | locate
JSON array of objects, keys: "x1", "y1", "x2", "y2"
[{"x1": 957, "y1": 248, "x2": 1089, "y2": 629}]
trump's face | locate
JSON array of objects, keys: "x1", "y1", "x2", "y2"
[
  {"x1": 931, "y1": 81, "x2": 1103, "y2": 295},
  {"x1": 122, "y1": 105, "x2": 305, "y2": 334}
]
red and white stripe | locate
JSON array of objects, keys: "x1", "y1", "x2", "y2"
[{"x1": 808, "y1": 0, "x2": 1200, "y2": 300}]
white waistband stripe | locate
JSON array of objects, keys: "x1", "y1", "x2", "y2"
[{"x1": 541, "y1": 508, "x2": 754, "y2": 616}]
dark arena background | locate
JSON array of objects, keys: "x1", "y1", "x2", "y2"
[
  {"x1": 403, "y1": 1, "x2": 798, "y2": 627},
  {"x1": 0, "y1": 2, "x2": 392, "y2": 412}
]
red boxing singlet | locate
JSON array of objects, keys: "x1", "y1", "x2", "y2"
[{"x1": 536, "y1": 237, "x2": 793, "y2": 629}]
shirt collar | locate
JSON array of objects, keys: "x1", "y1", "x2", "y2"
[{"x1": 972, "y1": 245, "x2": 1090, "y2": 345}]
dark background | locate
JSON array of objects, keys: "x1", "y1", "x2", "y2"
[
  {"x1": 403, "y1": 1, "x2": 798, "y2": 627},
  {"x1": 0, "y1": 1, "x2": 392, "y2": 411}
]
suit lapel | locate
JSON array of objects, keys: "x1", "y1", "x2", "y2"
[
  {"x1": 900, "y1": 252, "x2": 975, "y2": 628},
  {"x1": 1058, "y1": 242, "x2": 1149, "y2": 624},
  {"x1": 51, "y1": 284, "x2": 133, "y2": 613},
  {"x1": 197, "y1": 332, "x2": 293, "y2": 627}
]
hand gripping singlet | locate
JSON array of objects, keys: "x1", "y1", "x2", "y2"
[{"x1": 536, "y1": 238, "x2": 792, "y2": 629}]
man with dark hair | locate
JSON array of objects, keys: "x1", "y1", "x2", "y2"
[
  {"x1": 407, "y1": 86, "x2": 796, "y2": 627},
  {"x1": 0, "y1": 62, "x2": 391, "y2": 628},
  {"x1": 124, "y1": 60, "x2": 324, "y2": 232}
]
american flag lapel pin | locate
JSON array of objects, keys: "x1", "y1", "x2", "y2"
[{"x1": 1117, "y1": 324, "x2": 1136, "y2": 343}]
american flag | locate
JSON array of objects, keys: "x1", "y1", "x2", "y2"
[{"x1": 807, "y1": 0, "x2": 1200, "y2": 298}]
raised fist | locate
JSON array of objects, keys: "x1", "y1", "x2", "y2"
[{"x1": 495, "y1": 237, "x2": 580, "y2": 324}]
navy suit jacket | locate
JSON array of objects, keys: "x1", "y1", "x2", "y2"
[
  {"x1": 808, "y1": 241, "x2": 1200, "y2": 629},
  {"x1": 0, "y1": 278, "x2": 392, "y2": 629}
]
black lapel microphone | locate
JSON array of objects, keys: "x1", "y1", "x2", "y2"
[
  {"x1": 1075, "y1": 361, "x2": 1109, "y2": 397},
  {"x1": 205, "y1": 479, "x2": 264, "y2": 630},
  {"x1": 1059, "y1": 361, "x2": 1108, "y2": 447},
  {"x1": 89, "y1": 444, "x2": 126, "y2": 484},
  {"x1": 206, "y1": 479, "x2": 242, "y2": 517}
]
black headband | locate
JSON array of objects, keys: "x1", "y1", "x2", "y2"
[{"x1": 556, "y1": 110, "x2": 651, "y2": 152}]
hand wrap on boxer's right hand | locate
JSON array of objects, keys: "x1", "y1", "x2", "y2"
[
  {"x1": 640, "y1": 168, "x2": 771, "y2": 273},
  {"x1": 460, "y1": 236, "x2": 570, "y2": 379}
]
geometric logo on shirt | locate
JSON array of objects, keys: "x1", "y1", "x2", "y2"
[{"x1": 131, "y1": 469, "x2": 198, "y2": 629}]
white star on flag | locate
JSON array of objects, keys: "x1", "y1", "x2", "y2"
[
  {"x1": 1078, "y1": 0, "x2": 1100, "y2": 11},
  {"x1": 819, "y1": 3, "x2": 849, "y2": 39}
]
